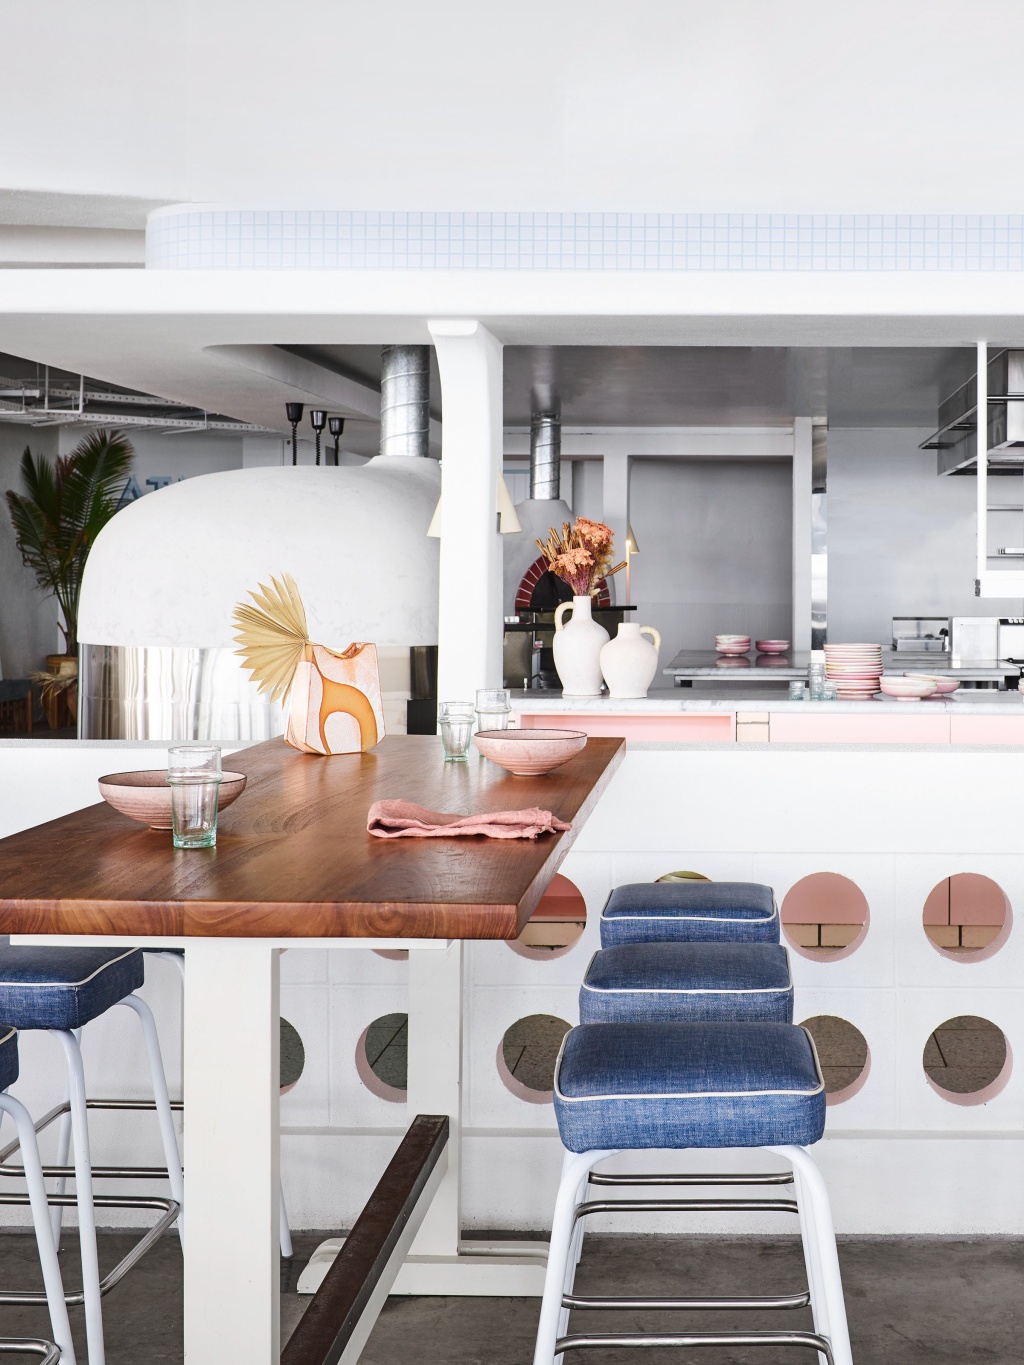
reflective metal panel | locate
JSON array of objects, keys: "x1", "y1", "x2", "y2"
[
  {"x1": 810, "y1": 424, "x2": 828, "y2": 651},
  {"x1": 78, "y1": 645, "x2": 285, "y2": 742}
]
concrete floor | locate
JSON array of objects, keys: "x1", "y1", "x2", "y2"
[{"x1": 0, "y1": 1230, "x2": 1020, "y2": 1362}]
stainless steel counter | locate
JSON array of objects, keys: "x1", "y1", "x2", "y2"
[{"x1": 663, "y1": 649, "x2": 1020, "y2": 685}]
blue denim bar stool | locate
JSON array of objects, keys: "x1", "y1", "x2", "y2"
[
  {"x1": 534, "y1": 1021, "x2": 852, "y2": 1365},
  {"x1": 0, "y1": 947, "x2": 184, "y2": 1365},
  {"x1": 579, "y1": 942, "x2": 793, "y2": 1024},
  {"x1": 599, "y1": 881, "x2": 779, "y2": 947},
  {"x1": 0, "y1": 1025, "x2": 75, "y2": 1365}
]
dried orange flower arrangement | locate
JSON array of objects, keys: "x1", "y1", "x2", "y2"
[{"x1": 536, "y1": 517, "x2": 625, "y2": 597}]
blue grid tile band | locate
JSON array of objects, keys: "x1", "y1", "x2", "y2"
[{"x1": 146, "y1": 210, "x2": 1024, "y2": 271}]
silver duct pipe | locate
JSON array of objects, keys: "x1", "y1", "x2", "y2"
[
  {"x1": 380, "y1": 345, "x2": 430, "y2": 457},
  {"x1": 530, "y1": 412, "x2": 561, "y2": 499}
]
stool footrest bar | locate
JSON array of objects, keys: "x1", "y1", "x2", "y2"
[
  {"x1": 575, "y1": 1197, "x2": 799, "y2": 1220},
  {"x1": 589, "y1": 1171, "x2": 794, "y2": 1187},
  {"x1": 0, "y1": 1196, "x2": 179, "y2": 1306},
  {"x1": 562, "y1": 1291, "x2": 810, "y2": 1311},
  {"x1": 0, "y1": 1096, "x2": 182, "y2": 1168},
  {"x1": 554, "y1": 1330, "x2": 833, "y2": 1361},
  {"x1": 0, "y1": 1341, "x2": 60, "y2": 1364}
]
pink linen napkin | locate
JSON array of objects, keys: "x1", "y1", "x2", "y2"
[{"x1": 367, "y1": 799, "x2": 571, "y2": 840}]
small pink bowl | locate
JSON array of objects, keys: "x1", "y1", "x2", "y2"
[
  {"x1": 904, "y1": 673, "x2": 960, "y2": 695},
  {"x1": 473, "y1": 729, "x2": 587, "y2": 776},
  {"x1": 878, "y1": 677, "x2": 937, "y2": 701},
  {"x1": 755, "y1": 640, "x2": 790, "y2": 654},
  {"x1": 98, "y1": 770, "x2": 247, "y2": 829}
]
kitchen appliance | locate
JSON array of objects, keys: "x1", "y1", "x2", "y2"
[
  {"x1": 997, "y1": 618, "x2": 1024, "y2": 661},
  {"x1": 891, "y1": 617, "x2": 950, "y2": 652},
  {"x1": 952, "y1": 617, "x2": 999, "y2": 663}
]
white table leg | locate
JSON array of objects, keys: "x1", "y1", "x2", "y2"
[
  {"x1": 392, "y1": 941, "x2": 546, "y2": 1295},
  {"x1": 184, "y1": 940, "x2": 280, "y2": 1363}
]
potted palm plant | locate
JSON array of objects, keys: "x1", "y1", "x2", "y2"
[{"x1": 6, "y1": 429, "x2": 134, "y2": 726}]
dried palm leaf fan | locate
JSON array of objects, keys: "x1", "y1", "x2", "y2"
[{"x1": 232, "y1": 573, "x2": 385, "y2": 755}]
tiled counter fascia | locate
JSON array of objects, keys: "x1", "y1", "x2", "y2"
[{"x1": 513, "y1": 691, "x2": 1024, "y2": 745}]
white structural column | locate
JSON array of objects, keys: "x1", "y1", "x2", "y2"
[
  {"x1": 183, "y1": 941, "x2": 280, "y2": 1364},
  {"x1": 600, "y1": 451, "x2": 629, "y2": 587},
  {"x1": 429, "y1": 319, "x2": 504, "y2": 700},
  {"x1": 791, "y1": 417, "x2": 813, "y2": 651}
]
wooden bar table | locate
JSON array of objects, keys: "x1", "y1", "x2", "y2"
[{"x1": 0, "y1": 733, "x2": 624, "y2": 1364}]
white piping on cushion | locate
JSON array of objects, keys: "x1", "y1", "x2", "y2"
[
  {"x1": 581, "y1": 955, "x2": 794, "y2": 996},
  {"x1": 0, "y1": 949, "x2": 139, "y2": 990},
  {"x1": 553, "y1": 1025, "x2": 825, "y2": 1102}
]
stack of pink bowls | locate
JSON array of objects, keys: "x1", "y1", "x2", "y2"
[
  {"x1": 824, "y1": 643, "x2": 883, "y2": 699},
  {"x1": 715, "y1": 634, "x2": 751, "y2": 655}
]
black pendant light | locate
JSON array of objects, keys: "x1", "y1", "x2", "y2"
[
  {"x1": 310, "y1": 409, "x2": 327, "y2": 466},
  {"x1": 328, "y1": 416, "x2": 345, "y2": 466},
  {"x1": 285, "y1": 403, "x2": 304, "y2": 465}
]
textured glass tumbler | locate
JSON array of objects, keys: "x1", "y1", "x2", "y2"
[
  {"x1": 438, "y1": 702, "x2": 475, "y2": 761},
  {"x1": 476, "y1": 687, "x2": 511, "y2": 732},
  {"x1": 168, "y1": 745, "x2": 222, "y2": 849},
  {"x1": 169, "y1": 777, "x2": 222, "y2": 849}
]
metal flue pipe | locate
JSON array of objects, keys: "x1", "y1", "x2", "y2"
[
  {"x1": 529, "y1": 412, "x2": 561, "y2": 499},
  {"x1": 380, "y1": 345, "x2": 430, "y2": 458}
]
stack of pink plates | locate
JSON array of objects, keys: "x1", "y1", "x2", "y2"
[
  {"x1": 823, "y1": 643, "x2": 883, "y2": 699},
  {"x1": 715, "y1": 634, "x2": 751, "y2": 655}
]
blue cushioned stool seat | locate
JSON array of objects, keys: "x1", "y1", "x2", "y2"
[
  {"x1": 0, "y1": 1026, "x2": 17, "y2": 1090},
  {"x1": 554, "y1": 1021, "x2": 825, "y2": 1153},
  {"x1": 580, "y1": 943, "x2": 793, "y2": 1024},
  {"x1": 600, "y1": 881, "x2": 779, "y2": 946},
  {"x1": 0, "y1": 948, "x2": 144, "y2": 1030}
]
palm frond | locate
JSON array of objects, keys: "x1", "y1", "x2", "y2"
[{"x1": 232, "y1": 573, "x2": 310, "y2": 703}]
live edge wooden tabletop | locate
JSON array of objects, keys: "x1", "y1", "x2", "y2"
[{"x1": 0, "y1": 734, "x2": 624, "y2": 941}]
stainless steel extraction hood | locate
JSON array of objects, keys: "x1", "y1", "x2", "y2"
[{"x1": 922, "y1": 349, "x2": 1024, "y2": 474}]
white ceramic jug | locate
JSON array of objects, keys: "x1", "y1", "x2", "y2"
[
  {"x1": 553, "y1": 596, "x2": 610, "y2": 697},
  {"x1": 599, "y1": 622, "x2": 662, "y2": 698}
]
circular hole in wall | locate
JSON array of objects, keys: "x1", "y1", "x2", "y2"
[
  {"x1": 508, "y1": 874, "x2": 587, "y2": 960},
  {"x1": 799, "y1": 1015, "x2": 870, "y2": 1105},
  {"x1": 923, "y1": 1015, "x2": 1011, "y2": 1105},
  {"x1": 496, "y1": 1014, "x2": 572, "y2": 1104},
  {"x1": 922, "y1": 873, "x2": 1011, "y2": 961},
  {"x1": 355, "y1": 1012, "x2": 408, "y2": 1102},
  {"x1": 781, "y1": 873, "x2": 869, "y2": 962},
  {"x1": 373, "y1": 949, "x2": 409, "y2": 961},
  {"x1": 656, "y1": 870, "x2": 711, "y2": 882},
  {"x1": 279, "y1": 1017, "x2": 306, "y2": 1096}
]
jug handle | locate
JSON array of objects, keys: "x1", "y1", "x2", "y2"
[
  {"x1": 640, "y1": 626, "x2": 662, "y2": 655},
  {"x1": 554, "y1": 601, "x2": 573, "y2": 632}
]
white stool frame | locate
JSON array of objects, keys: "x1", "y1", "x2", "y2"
[
  {"x1": 0, "y1": 993, "x2": 184, "y2": 1365},
  {"x1": 534, "y1": 1143, "x2": 853, "y2": 1365},
  {"x1": 0, "y1": 1091, "x2": 76, "y2": 1365}
]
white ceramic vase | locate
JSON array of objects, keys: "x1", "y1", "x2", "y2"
[
  {"x1": 553, "y1": 596, "x2": 609, "y2": 697},
  {"x1": 599, "y1": 622, "x2": 662, "y2": 698}
]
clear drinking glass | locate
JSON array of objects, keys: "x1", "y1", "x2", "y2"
[
  {"x1": 167, "y1": 745, "x2": 222, "y2": 849},
  {"x1": 438, "y1": 702, "x2": 475, "y2": 761},
  {"x1": 788, "y1": 680, "x2": 807, "y2": 700},
  {"x1": 436, "y1": 704, "x2": 477, "y2": 758},
  {"x1": 808, "y1": 660, "x2": 827, "y2": 701},
  {"x1": 475, "y1": 688, "x2": 511, "y2": 732}
]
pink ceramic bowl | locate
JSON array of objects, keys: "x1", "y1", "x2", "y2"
[
  {"x1": 755, "y1": 640, "x2": 790, "y2": 654},
  {"x1": 878, "y1": 677, "x2": 937, "y2": 701},
  {"x1": 98, "y1": 770, "x2": 248, "y2": 829},
  {"x1": 473, "y1": 729, "x2": 587, "y2": 776},
  {"x1": 904, "y1": 673, "x2": 960, "y2": 695}
]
